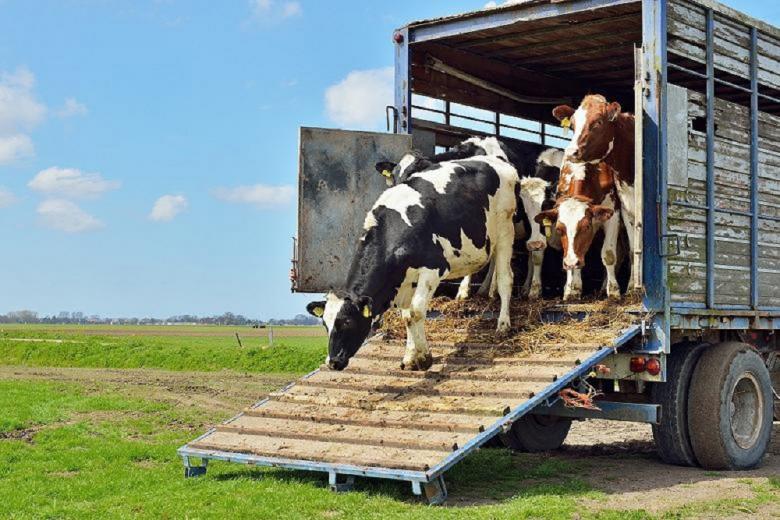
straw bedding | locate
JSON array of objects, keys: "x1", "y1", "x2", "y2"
[{"x1": 379, "y1": 294, "x2": 648, "y2": 357}]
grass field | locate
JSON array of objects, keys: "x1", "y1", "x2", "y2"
[{"x1": 0, "y1": 324, "x2": 778, "y2": 519}]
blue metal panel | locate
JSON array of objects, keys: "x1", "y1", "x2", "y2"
[
  {"x1": 641, "y1": 0, "x2": 669, "y2": 354},
  {"x1": 750, "y1": 27, "x2": 759, "y2": 309},
  {"x1": 394, "y1": 27, "x2": 410, "y2": 134},
  {"x1": 705, "y1": 8, "x2": 716, "y2": 309},
  {"x1": 408, "y1": 0, "x2": 640, "y2": 44},
  {"x1": 424, "y1": 324, "x2": 641, "y2": 480}
]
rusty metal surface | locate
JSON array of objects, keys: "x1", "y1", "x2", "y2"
[{"x1": 296, "y1": 127, "x2": 412, "y2": 293}]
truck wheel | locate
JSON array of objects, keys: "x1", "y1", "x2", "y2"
[
  {"x1": 650, "y1": 341, "x2": 708, "y2": 466},
  {"x1": 500, "y1": 414, "x2": 572, "y2": 452},
  {"x1": 688, "y1": 342, "x2": 774, "y2": 470}
]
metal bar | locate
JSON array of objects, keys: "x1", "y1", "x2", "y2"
[
  {"x1": 444, "y1": 100, "x2": 451, "y2": 126},
  {"x1": 705, "y1": 8, "x2": 716, "y2": 309},
  {"x1": 408, "y1": 0, "x2": 640, "y2": 43},
  {"x1": 634, "y1": 44, "x2": 644, "y2": 292},
  {"x1": 425, "y1": 325, "x2": 642, "y2": 480},
  {"x1": 395, "y1": 27, "x2": 410, "y2": 133},
  {"x1": 750, "y1": 27, "x2": 759, "y2": 309},
  {"x1": 534, "y1": 400, "x2": 661, "y2": 424},
  {"x1": 667, "y1": 61, "x2": 780, "y2": 105},
  {"x1": 425, "y1": 55, "x2": 571, "y2": 105}
]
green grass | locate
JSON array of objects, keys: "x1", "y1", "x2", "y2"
[
  {"x1": 0, "y1": 326, "x2": 326, "y2": 374},
  {"x1": 0, "y1": 378, "x2": 600, "y2": 519}
]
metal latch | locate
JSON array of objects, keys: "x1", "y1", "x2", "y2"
[{"x1": 660, "y1": 234, "x2": 681, "y2": 257}]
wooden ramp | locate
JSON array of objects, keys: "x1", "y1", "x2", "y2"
[{"x1": 179, "y1": 325, "x2": 640, "y2": 503}]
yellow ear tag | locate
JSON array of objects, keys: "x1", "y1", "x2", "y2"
[
  {"x1": 313, "y1": 307, "x2": 324, "y2": 318},
  {"x1": 381, "y1": 170, "x2": 393, "y2": 178},
  {"x1": 561, "y1": 117, "x2": 572, "y2": 136},
  {"x1": 543, "y1": 218, "x2": 553, "y2": 239},
  {"x1": 362, "y1": 305, "x2": 371, "y2": 318}
]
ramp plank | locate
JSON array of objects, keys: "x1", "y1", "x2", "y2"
[
  {"x1": 218, "y1": 416, "x2": 472, "y2": 451},
  {"x1": 190, "y1": 431, "x2": 447, "y2": 471},
  {"x1": 244, "y1": 401, "x2": 499, "y2": 433}
]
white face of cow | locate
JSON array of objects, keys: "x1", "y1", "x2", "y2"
[
  {"x1": 519, "y1": 177, "x2": 549, "y2": 252},
  {"x1": 307, "y1": 292, "x2": 373, "y2": 370},
  {"x1": 535, "y1": 198, "x2": 614, "y2": 270}
]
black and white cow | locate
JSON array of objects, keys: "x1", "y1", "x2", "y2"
[
  {"x1": 376, "y1": 137, "x2": 558, "y2": 300},
  {"x1": 308, "y1": 151, "x2": 519, "y2": 371}
]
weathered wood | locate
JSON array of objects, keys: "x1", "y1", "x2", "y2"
[
  {"x1": 190, "y1": 431, "x2": 448, "y2": 471},
  {"x1": 343, "y1": 357, "x2": 566, "y2": 382},
  {"x1": 244, "y1": 400, "x2": 497, "y2": 433},
  {"x1": 218, "y1": 416, "x2": 472, "y2": 452},
  {"x1": 270, "y1": 385, "x2": 520, "y2": 416}
]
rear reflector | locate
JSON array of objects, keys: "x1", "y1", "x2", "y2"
[
  {"x1": 645, "y1": 357, "x2": 662, "y2": 376},
  {"x1": 629, "y1": 356, "x2": 647, "y2": 373}
]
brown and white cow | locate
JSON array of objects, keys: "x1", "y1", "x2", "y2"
[
  {"x1": 551, "y1": 95, "x2": 637, "y2": 292},
  {"x1": 535, "y1": 159, "x2": 621, "y2": 300}
]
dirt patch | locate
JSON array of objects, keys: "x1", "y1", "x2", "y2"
[
  {"x1": 0, "y1": 426, "x2": 40, "y2": 443},
  {"x1": 564, "y1": 420, "x2": 780, "y2": 515},
  {"x1": 0, "y1": 366, "x2": 293, "y2": 424}
]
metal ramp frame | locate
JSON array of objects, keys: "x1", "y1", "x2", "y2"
[{"x1": 178, "y1": 324, "x2": 641, "y2": 504}]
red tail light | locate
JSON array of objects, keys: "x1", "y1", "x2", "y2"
[
  {"x1": 629, "y1": 356, "x2": 646, "y2": 373},
  {"x1": 645, "y1": 358, "x2": 661, "y2": 376}
]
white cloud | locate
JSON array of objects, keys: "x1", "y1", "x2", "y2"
[
  {"x1": 37, "y1": 199, "x2": 104, "y2": 233},
  {"x1": 325, "y1": 67, "x2": 393, "y2": 129},
  {"x1": 247, "y1": 0, "x2": 302, "y2": 23},
  {"x1": 57, "y1": 98, "x2": 88, "y2": 118},
  {"x1": 213, "y1": 184, "x2": 293, "y2": 209},
  {"x1": 28, "y1": 167, "x2": 120, "y2": 200},
  {"x1": 281, "y1": 1, "x2": 302, "y2": 18},
  {"x1": 484, "y1": 1, "x2": 522, "y2": 7},
  {"x1": 0, "y1": 187, "x2": 16, "y2": 208},
  {"x1": 0, "y1": 134, "x2": 34, "y2": 163},
  {"x1": 0, "y1": 67, "x2": 46, "y2": 164},
  {"x1": 149, "y1": 194, "x2": 187, "y2": 222}
]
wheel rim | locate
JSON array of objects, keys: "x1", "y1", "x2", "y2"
[{"x1": 729, "y1": 372, "x2": 764, "y2": 450}]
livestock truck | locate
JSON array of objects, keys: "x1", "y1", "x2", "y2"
[{"x1": 181, "y1": 0, "x2": 779, "y2": 503}]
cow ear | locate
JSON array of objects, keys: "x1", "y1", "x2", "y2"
[
  {"x1": 306, "y1": 301, "x2": 326, "y2": 318},
  {"x1": 534, "y1": 209, "x2": 558, "y2": 224},
  {"x1": 358, "y1": 296, "x2": 373, "y2": 319},
  {"x1": 552, "y1": 105, "x2": 575, "y2": 122},
  {"x1": 591, "y1": 205, "x2": 615, "y2": 222},
  {"x1": 607, "y1": 102, "x2": 622, "y2": 122},
  {"x1": 375, "y1": 161, "x2": 397, "y2": 179}
]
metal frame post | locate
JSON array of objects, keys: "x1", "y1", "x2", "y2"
[
  {"x1": 705, "y1": 8, "x2": 716, "y2": 309},
  {"x1": 641, "y1": 0, "x2": 669, "y2": 350},
  {"x1": 749, "y1": 27, "x2": 759, "y2": 309},
  {"x1": 394, "y1": 27, "x2": 411, "y2": 134}
]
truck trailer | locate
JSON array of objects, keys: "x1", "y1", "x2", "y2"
[{"x1": 180, "y1": 0, "x2": 780, "y2": 503}]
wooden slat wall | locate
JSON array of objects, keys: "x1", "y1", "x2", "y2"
[
  {"x1": 668, "y1": 0, "x2": 780, "y2": 91},
  {"x1": 667, "y1": 88, "x2": 780, "y2": 307}
]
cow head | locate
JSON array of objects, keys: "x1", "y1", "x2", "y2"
[
  {"x1": 553, "y1": 95, "x2": 621, "y2": 164},
  {"x1": 375, "y1": 153, "x2": 432, "y2": 187},
  {"x1": 535, "y1": 198, "x2": 614, "y2": 270},
  {"x1": 519, "y1": 177, "x2": 550, "y2": 252},
  {"x1": 307, "y1": 293, "x2": 373, "y2": 370}
]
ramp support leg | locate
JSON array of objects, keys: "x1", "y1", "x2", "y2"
[
  {"x1": 328, "y1": 472, "x2": 354, "y2": 492},
  {"x1": 412, "y1": 476, "x2": 447, "y2": 505},
  {"x1": 182, "y1": 456, "x2": 208, "y2": 478}
]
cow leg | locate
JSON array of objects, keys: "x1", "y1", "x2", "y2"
[
  {"x1": 528, "y1": 251, "x2": 544, "y2": 299},
  {"x1": 476, "y1": 259, "x2": 496, "y2": 298},
  {"x1": 494, "y1": 221, "x2": 514, "y2": 333},
  {"x1": 400, "y1": 269, "x2": 440, "y2": 371},
  {"x1": 455, "y1": 275, "x2": 471, "y2": 300},
  {"x1": 602, "y1": 211, "x2": 622, "y2": 300},
  {"x1": 563, "y1": 269, "x2": 582, "y2": 301}
]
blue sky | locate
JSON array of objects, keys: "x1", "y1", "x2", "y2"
[{"x1": 0, "y1": 0, "x2": 776, "y2": 320}]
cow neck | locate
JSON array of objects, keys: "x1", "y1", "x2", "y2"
[
  {"x1": 343, "y1": 239, "x2": 403, "y2": 318},
  {"x1": 603, "y1": 113, "x2": 635, "y2": 185},
  {"x1": 561, "y1": 163, "x2": 613, "y2": 205}
]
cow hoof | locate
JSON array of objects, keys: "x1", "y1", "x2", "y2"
[
  {"x1": 528, "y1": 285, "x2": 542, "y2": 300},
  {"x1": 496, "y1": 319, "x2": 511, "y2": 335},
  {"x1": 563, "y1": 291, "x2": 580, "y2": 302},
  {"x1": 455, "y1": 291, "x2": 469, "y2": 301},
  {"x1": 400, "y1": 353, "x2": 433, "y2": 371}
]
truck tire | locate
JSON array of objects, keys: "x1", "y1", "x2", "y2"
[
  {"x1": 650, "y1": 341, "x2": 709, "y2": 466},
  {"x1": 688, "y1": 342, "x2": 774, "y2": 470},
  {"x1": 500, "y1": 414, "x2": 572, "y2": 452}
]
